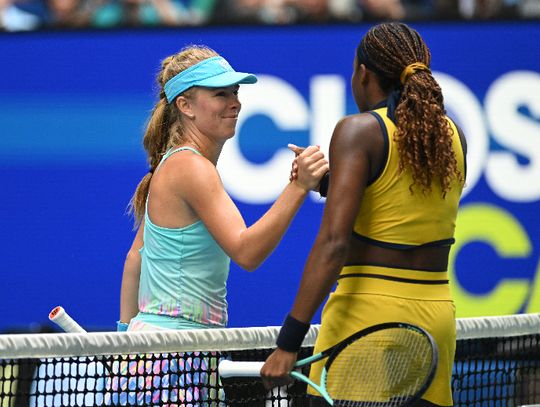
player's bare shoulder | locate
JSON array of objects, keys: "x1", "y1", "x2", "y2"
[
  {"x1": 332, "y1": 112, "x2": 381, "y2": 152},
  {"x1": 163, "y1": 149, "x2": 221, "y2": 192}
]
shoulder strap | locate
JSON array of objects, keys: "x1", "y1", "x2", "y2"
[
  {"x1": 366, "y1": 108, "x2": 390, "y2": 186},
  {"x1": 156, "y1": 146, "x2": 202, "y2": 172},
  {"x1": 145, "y1": 146, "x2": 202, "y2": 216}
]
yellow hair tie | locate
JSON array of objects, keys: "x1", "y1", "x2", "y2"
[{"x1": 400, "y1": 62, "x2": 430, "y2": 85}]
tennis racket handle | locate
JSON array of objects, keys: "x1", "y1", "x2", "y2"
[
  {"x1": 218, "y1": 360, "x2": 264, "y2": 378},
  {"x1": 49, "y1": 306, "x2": 87, "y2": 333}
]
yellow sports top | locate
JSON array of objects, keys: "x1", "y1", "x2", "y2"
[{"x1": 353, "y1": 107, "x2": 466, "y2": 249}]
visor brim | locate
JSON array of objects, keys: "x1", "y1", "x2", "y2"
[{"x1": 196, "y1": 72, "x2": 258, "y2": 88}]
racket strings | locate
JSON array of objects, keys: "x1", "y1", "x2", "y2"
[{"x1": 325, "y1": 327, "x2": 434, "y2": 407}]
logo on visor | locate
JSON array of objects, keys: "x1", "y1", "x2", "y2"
[{"x1": 218, "y1": 58, "x2": 232, "y2": 71}]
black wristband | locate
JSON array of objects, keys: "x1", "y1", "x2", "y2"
[
  {"x1": 319, "y1": 172, "x2": 330, "y2": 198},
  {"x1": 276, "y1": 314, "x2": 311, "y2": 352}
]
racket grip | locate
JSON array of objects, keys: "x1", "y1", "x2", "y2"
[
  {"x1": 49, "y1": 306, "x2": 87, "y2": 333},
  {"x1": 218, "y1": 360, "x2": 264, "y2": 378}
]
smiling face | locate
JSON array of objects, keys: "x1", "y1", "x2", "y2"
[{"x1": 177, "y1": 85, "x2": 242, "y2": 141}]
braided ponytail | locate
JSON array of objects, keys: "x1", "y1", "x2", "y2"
[{"x1": 359, "y1": 23, "x2": 463, "y2": 196}]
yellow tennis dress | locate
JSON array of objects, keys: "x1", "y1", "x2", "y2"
[{"x1": 308, "y1": 107, "x2": 465, "y2": 406}]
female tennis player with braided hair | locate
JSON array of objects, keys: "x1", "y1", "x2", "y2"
[{"x1": 262, "y1": 22, "x2": 466, "y2": 406}]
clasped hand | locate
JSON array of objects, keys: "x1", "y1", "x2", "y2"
[{"x1": 288, "y1": 144, "x2": 329, "y2": 192}]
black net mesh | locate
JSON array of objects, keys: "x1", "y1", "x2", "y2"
[
  {"x1": 0, "y1": 347, "x2": 313, "y2": 406},
  {"x1": 1, "y1": 323, "x2": 540, "y2": 406},
  {"x1": 452, "y1": 333, "x2": 540, "y2": 406}
]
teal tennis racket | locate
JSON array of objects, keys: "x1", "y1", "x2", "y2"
[{"x1": 219, "y1": 322, "x2": 438, "y2": 406}]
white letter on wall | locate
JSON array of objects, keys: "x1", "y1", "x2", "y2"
[{"x1": 485, "y1": 71, "x2": 540, "y2": 202}]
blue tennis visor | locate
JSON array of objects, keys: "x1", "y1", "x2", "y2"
[{"x1": 164, "y1": 56, "x2": 258, "y2": 103}]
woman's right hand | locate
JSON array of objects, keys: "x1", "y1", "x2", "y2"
[{"x1": 289, "y1": 144, "x2": 329, "y2": 192}]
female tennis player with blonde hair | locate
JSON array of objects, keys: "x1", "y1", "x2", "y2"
[
  {"x1": 119, "y1": 45, "x2": 327, "y2": 333},
  {"x1": 113, "y1": 45, "x2": 327, "y2": 405},
  {"x1": 262, "y1": 22, "x2": 467, "y2": 407}
]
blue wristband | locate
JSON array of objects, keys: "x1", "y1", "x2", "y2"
[
  {"x1": 116, "y1": 321, "x2": 129, "y2": 332},
  {"x1": 276, "y1": 314, "x2": 310, "y2": 352}
]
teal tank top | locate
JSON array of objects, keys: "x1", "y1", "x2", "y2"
[{"x1": 137, "y1": 147, "x2": 230, "y2": 327}]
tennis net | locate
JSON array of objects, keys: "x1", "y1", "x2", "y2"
[{"x1": 0, "y1": 313, "x2": 539, "y2": 406}]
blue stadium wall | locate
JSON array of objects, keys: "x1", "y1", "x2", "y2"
[{"x1": 1, "y1": 22, "x2": 539, "y2": 331}]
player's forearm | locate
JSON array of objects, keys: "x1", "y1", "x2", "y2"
[
  {"x1": 236, "y1": 181, "x2": 308, "y2": 271},
  {"x1": 119, "y1": 279, "x2": 139, "y2": 323},
  {"x1": 119, "y1": 251, "x2": 141, "y2": 323}
]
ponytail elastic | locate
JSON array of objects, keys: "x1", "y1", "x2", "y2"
[
  {"x1": 276, "y1": 314, "x2": 311, "y2": 353},
  {"x1": 400, "y1": 62, "x2": 430, "y2": 85}
]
